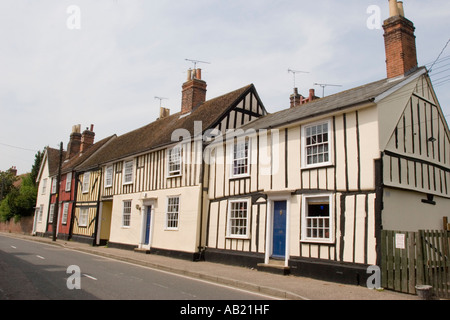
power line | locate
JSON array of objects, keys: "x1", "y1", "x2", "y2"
[
  {"x1": 0, "y1": 142, "x2": 39, "y2": 152},
  {"x1": 428, "y1": 39, "x2": 450, "y2": 73}
]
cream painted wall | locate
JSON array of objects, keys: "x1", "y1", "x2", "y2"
[
  {"x1": 108, "y1": 185, "x2": 202, "y2": 253},
  {"x1": 382, "y1": 187, "x2": 450, "y2": 231}
]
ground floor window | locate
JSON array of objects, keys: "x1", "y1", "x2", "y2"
[
  {"x1": 166, "y1": 196, "x2": 180, "y2": 230},
  {"x1": 302, "y1": 194, "x2": 333, "y2": 243},
  {"x1": 122, "y1": 200, "x2": 132, "y2": 227},
  {"x1": 227, "y1": 199, "x2": 250, "y2": 238},
  {"x1": 79, "y1": 208, "x2": 88, "y2": 227}
]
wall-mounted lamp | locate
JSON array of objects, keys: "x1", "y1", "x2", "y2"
[{"x1": 136, "y1": 204, "x2": 141, "y2": 211}]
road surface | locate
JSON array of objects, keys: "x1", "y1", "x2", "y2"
[{"x1": 0, "y1": 234, "x2": 274, "y2": 301}]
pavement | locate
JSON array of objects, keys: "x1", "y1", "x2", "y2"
[{"x1": 0, "y1": 231, "x2": 421, "y2": 300}]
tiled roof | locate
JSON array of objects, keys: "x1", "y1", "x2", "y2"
[
  {"x1": 76, "y1": 84, "x2": 256, "y2": 170},
  {"x1": 242, "y1": 68, "x2": 425, "y2": 131}
]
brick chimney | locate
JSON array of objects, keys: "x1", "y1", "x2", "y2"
[
  {"x1": 181, "y1": 68, "x2": 207, "y2": 114},
  {"x1": 80, "y1": 124, "x2": 95, "y2": 154},
  {"x1": 66, "y1": 124, "x2": 82, "y2": 160},
  {"x1": 290, "y1": 88, "x2": 318, "y2": 108},
  {"x1": 383, "y1": 0, "x2": 418, "y2": 79}
]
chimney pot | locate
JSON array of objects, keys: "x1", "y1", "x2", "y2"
[
  {"x1": 181, "y1": 69, "x2": 207, "y2": 114},
  {"x1": 389, "y1": 0, "x2": 400, "y2": 17}
]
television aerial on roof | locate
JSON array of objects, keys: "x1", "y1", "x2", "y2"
[
  {"x1": 288, "y1": 69, "x2": 309, "y2": 89},
  {"x1": 185, "y1": 59, "x2": 211, "y2": 70},
  {"x1": 314, "y1": 83, "x2": 342, "y2": 98}
]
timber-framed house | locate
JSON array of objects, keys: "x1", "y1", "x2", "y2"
[
  {"x1": 201, "y1": 1, "x2": 450, "y2": 284},
  {"x1": 72, "y1": 69, "x2": 267, "y2": 259}
]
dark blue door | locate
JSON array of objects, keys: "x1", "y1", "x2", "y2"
[
  {"x1": 144, "y1": 206, "x2": 151, "y2": 245},
  {"x1": 272, "y1": 201, "x2": 287, "y2": 258}
]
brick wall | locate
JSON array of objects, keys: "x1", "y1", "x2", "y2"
[{"x1": 0, "y1": 216, "x2": 34, "y2": 234}]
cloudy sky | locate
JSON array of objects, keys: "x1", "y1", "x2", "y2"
[{"x1": 1, "y1": 0, "x2": 450, "y2": 174}]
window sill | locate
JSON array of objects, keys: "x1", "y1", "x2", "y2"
[
  {"x1": 300, "y1": 239, "x2": 335, "y2": 245},
  {"x1": 226, "y1": 235, "x2": 250, "y2": 240},
  {"x1": 301, "y1": 163, "x2": 334, "y2": 170},
  {"x1": 229, "y1": 174, "x2": 250, "y2": 180}
]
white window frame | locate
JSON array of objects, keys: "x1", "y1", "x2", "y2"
[
  {"x1": 62, "y1": 202, "x2": 69, "y2": 225},
  {"x1": 227, "y1": 199, "x2": 250, "y2": 239},
  {"x1": 165, "y1": 196, "x2": 180, "y2": 230},
  {"x1": 51, "y1": 178, "x2": 57, "y2": 194},
  {"x1": 123, "y1": 160, "x2": 134, "y2": 185},
  {"x1": 38, "y1": 205, "x2": 43, "y2": 222},
  {"x1": 48, "y1": 203, "x2": 55, "y2": 223},
  {"x1": 105, "y1": 165, "x2": 113, "y2": 188},
  {"x1": 79, "y1": 208, "x2": 88, "y2": 227},
  {"x1": 301, "y1": 119, "x2": 332, "y2": 169},
  {"x1": 82, "y1": 172, "x2": 90, "y2": 194},
  {"x1": 65, "y1": 172, "x2": 72, "y2": 192},
  {"x1": 122, "y1": 200, "x2": 132, "y2": 227},
  {"x1": 301, "y1": 194, "x2": 334, "y2": 244},
  {"x1": 231, "y1": 138, "x2": 250, "y2": 178},
  {"x1": 41, "y1": 179, "x2": 47, "y2": 195},
  {"x1": 167, "y1": 145, "x2": 182, "y2": 178}
]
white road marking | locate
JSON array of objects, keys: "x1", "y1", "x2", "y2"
[
  {"x1": 10, "y1": 246, "x2": 17, "y2": 249},
  {"x1": 83, "y1": 274, "x2": 98, "y2": 281},
  {"x1": 36, "y1": 255, "x2": 45, "y2": 259}
]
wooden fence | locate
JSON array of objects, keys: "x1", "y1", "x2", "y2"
[{"x1": 381, "y1": 229, "x2": 450, "y2": 298}]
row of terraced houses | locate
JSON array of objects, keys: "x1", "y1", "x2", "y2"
[{"x1": 33, "y1": 2, "x2": 450, "y2": 285}]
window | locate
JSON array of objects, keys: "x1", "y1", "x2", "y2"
[
  {"x1": 302, "y1": 195, "x2": 333, "y2": 243},
  {"x1": 51, "y1": 178, "x2": 57, "y2": 194},
  {"x1": 49, "y1": 204, "x2": 55, "y2": 223},
  {"x1": 302, "y1": 121, "x2": 331, "y2": 168},
  {"x1": 122, "y1": 200, "x2": 131, "y2": 227},
  {"x1": 82, "y1": 172, "x2": 90, "y2": 193},
  {"x1": 232, "y1": 139, "x2": 249, "y2": 177},
  {"x1": 41, "y1": 179, "x2": 47, "y2": 195},
  {"x1": 62, "y1": 203, "x2": 69, "y2": 225},
  {"x1": 38, "y1": 205, "x2": 43, "y2": 222},
  {"x1": 79, "y1": 208, "x2": 88, "y2": 227},
  {"x1": 65, "y1": 172, "x2": 72, "y2": 191},
  {"x1": 166, "y1": 196, "x2": 180, "y2": 230},
  {"x1": 105, "y1": 166, "x2": 113, "y2": 188},
  {"x1": 123, "y1": 161, "x2": 134, "y2": 185},
  {"x1": 168, "y1": 146, "x2": 182, "y2": 177},
  {"x1": 227, "y1": 199, "x2": 250, "y2": 238}
]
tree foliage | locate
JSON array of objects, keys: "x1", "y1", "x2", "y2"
[{"x1": 0, "y1": 149, "x2": 44, "y2": 222}]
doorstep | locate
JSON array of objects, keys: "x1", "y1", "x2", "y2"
[
  {"x1": 257, "y1": 259, "x2": 290, "y2": 276},
  {"x1": 134, "y1": 248, "x2": 151, "y2": 254}
]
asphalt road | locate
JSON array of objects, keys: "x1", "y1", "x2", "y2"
[{"x1": 0, "y1": 235, "x2": 274, "y2": 301}]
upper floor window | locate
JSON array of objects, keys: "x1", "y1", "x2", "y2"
[
  {"x1": 167, "y1": 146, "x2": 182, "y2": 177},
  {"x1": 41, "y1": 179, "x2": 47, "y2": 195},
  {"x1": 65, "y1": 172, "x2": 72, "y2": 192},
  {"x1": 302, "y1": 120, "x2": 332, "y2": 168},
  {"x1": 123, "y1": 160, "x2": 134, "y2": 185},
  {"x1": 51, "y1": 178, "x2": 57, "y2": 194},
  {"x1": 105, "y1": 166, "x2": 113, "y2": 188},
  {"x1": 232, "y1": 139, "x2": 250, "y2": 177},
  {"x1": 82, "y1": 172, "x2": 90, "y2": 193}
]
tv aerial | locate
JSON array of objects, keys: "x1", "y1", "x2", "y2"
[
  {"x1": 288, "y1": 69, "x2": 309, "y2": 89},
  {"x1": 154, "y1": 96, "x2": 168, "y2": 108},
  {"x1": 314, "y1": 83, "x2": 342, "y2": 98},
  {"x1": 185, "y1": 59, "x2": 211, "y2": 70}
]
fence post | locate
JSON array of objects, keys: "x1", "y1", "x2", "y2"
[{"x1": 416, "y1": 230, "x2": 425, "y2": 287}]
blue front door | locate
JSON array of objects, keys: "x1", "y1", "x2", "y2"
[
  {"x1": 144, "y1": 206, "x2": 151, "y2": 245},
  {"x1": 272, "y1": 201, "x2": 287, "y2": 258}
]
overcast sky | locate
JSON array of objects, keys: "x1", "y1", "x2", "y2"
[{"x1": 1, "y1": 0, "x2": 449, "y2": 174}]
